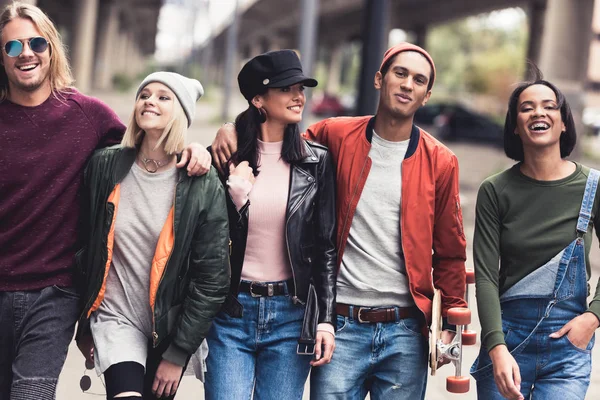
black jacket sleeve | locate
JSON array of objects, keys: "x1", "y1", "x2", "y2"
[{"x1": 312, "y1": 150, "x2": 337, "y2": 326}]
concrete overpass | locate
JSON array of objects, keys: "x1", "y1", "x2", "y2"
[
  {"x1": 0, "y1": 0, "x2": 162, "y2": 92},
  {"x1": 197, "y1": 0, "x2": 599, "y2": 116}
]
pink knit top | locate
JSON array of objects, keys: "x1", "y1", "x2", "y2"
[{"x1": 229, "y1": 140, "x2": 292, "y2": 282}]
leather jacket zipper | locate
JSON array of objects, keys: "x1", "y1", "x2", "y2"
[{"x1": 286, "y1": 174, "x2": 315, "y2": 305}]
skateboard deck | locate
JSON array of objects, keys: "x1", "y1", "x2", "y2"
[{"x1": 429, "y1": 288, "x2": 442, "y2": 375}]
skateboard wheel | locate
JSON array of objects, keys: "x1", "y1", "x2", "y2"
[
  {"x1": 466, "y1": 269, "x2": 475, "y2": 284},
  {"x1": 80, "y1": 375, "x2": 92, "y2": 391},
  {"x1": 85, "y1": 359, "x2": 94, "y2": 370},
  {"x1": 462, "y1": 329, "x2": 477, "y2": 345},
  {"x1": 447, "y1": 307, "x2": 471, "y2": 325},
  {"x1": 447, "y1": 375, "x2": 470, "y2": 393}
]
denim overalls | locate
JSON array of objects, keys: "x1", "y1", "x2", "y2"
[{"x1": 471, "y1": 169, "x2": 599, "y2": 400}]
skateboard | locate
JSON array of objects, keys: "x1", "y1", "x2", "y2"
[{"x1": 429, "y1": 269, "x2": 476, "y2": 393}]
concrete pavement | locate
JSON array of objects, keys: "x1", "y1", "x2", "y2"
[{"x1": 55, "y1": 89, "x2": 600, "y2": 399}]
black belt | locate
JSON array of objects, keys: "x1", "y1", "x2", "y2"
[
  {"x1": 336, "y1": 303, "x2": 421, "y2": 323},
  {"x1": 238, "y1": 279, "x2": 294, "y2": 297}
]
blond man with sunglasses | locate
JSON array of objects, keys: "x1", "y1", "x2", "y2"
[{"x1": 0, "y1": 3, "x2": 211, "y2": 399}]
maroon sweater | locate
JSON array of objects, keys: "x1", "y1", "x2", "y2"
[{"x1": 0, "y1": 90, "x2": 124, "y2": 290}]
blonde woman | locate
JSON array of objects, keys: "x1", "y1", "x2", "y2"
[{"x1": 75, "y1": 72, "x2": 230, "y2": 400}]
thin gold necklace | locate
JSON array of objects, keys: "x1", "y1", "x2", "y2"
[{"x1": 138, "y1": 152, "x2": 172, "y2": 173}]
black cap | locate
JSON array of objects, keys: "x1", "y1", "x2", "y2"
[{"x1": 238, "y1": 49, "x2": 318, "y2": 101}]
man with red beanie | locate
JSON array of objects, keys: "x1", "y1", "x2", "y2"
[{"x1": 211, "y1": 43, "x2": 467, "y2": 399}]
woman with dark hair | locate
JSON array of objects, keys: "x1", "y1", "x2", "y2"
[
  {"x1": 203, "y1": 50, "x2": 337, "y2": 400},
  {"x1": 470, "y1": 70, "x2": 600, "y2": 400}
]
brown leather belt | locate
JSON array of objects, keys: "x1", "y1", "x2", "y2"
[
  {"x1": 336, "y1": 303, "x2": 421, "y2": 323},
  {"x1": 238, "y1": 279, "x2": 294, "y2": 297}
]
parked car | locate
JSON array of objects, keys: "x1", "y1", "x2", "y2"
[
  {"x1": 415, "y1": 103, "x2": 504, "y2": 146},
  {"x1": 414, "y1": 103, "x2": 452, "y2": 125},
  {"x1": 311, "y1": 93, "x2": 350, "y2": 117}
]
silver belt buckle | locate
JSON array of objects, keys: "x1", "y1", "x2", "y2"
[
  {"x1": 357, "y1": 307, "x2": 370, "y2": 323},
  {"x1": 249, "y1": 281, "x2": 261, "y2": 298},
  {"x1": 297, "y1": 343, "x2": 315, "y2": 355},
  {"x1": 267, "y1": 283, "x2": 274, "y2": 297}
]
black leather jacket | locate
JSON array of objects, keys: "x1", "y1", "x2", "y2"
[{"x1": 222, "y1": 140, "x2": 337, "y2": 347}]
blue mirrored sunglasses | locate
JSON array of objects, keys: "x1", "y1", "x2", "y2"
[{"x1": 4, "y1": 36, "x2": 49, "y2": 57}]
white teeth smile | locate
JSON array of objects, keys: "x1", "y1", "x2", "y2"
[
  {"x1": 142, "y1": 111, "x2": 159, "y2": 116},
  {"x1": 18, "y1": 64, "x2": 37, "y2": 71},
  {"x1": 288, "y1": 106, "x2": 301, "y2": 111},
  {"x1": 529, "y1": 122, "x2": 550, "y2": 131}
]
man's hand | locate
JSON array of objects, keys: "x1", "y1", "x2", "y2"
[
  {"x1": 178, "y1": 142, "x2": 211, "y2": 176},
  {"x1": 310, "y1": 331, "x2": 335, "y2": 367},
  {"x1": 436, "y1": 329, "x2": 456, "y2": 367},
  {"x1": 211, "y1": 123, "x2": 238, "y2": 175},
  {"x1": 489, "y1": 345, "x2": 524, "y2": 400},
  {"x1": 76, "y1": 334, "x2": 94, "y2": 365},
  {"x1": 152, "y1": 359, "x2": 184, "y2": 398},
  {"x1": 549, "y1": 312, "x2": 599, "y2": 350}
]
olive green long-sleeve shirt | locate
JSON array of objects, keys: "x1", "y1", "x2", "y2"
[{"x1": 474, "y1": 162, "x2": 600, "y2": 352}]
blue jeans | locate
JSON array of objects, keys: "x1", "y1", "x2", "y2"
[
  {"x1": 204, "y1": 289, "x2": 311, "y2": 400},
  {"x1": 471, "y1": 239, "x2": 594, "y2": 399},
  {"x1": 0, "y1": 286, "x2": 80, "y2": 400},
  {"x1": 310, "y1": 314, "x2": 428, "y2": 400}
]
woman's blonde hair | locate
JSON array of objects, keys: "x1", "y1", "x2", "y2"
[
  {"x1": 121, "y1": 89, "x2": 188, "y2": 155},
  {"x1": 0, "y1": 2, "x2": 74, "y2": 101}
]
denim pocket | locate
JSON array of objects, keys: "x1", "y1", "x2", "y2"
[
  {"x1": 503, "y1": 328, "x2": 515, "y2": 350},
  {"x1": 470, "y1": 351, "x2": 495, "y2": 380},
  {"x1": 564, "y1": 332, "x2": 594, "y2": 354},
  {"x1": 398, "y1": 317, "x2": 422, "y2": 336},
  {"x1": 472, "y1": 329, "x2": 512, "y2": 380},
  {"x1": 336, "y1": 315, "x2": 348, "y2": 333},
  {"x1": 221, "y1": 294, "x2": 243, "y2": 318}
]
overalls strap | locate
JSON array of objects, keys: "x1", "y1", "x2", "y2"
[{"x1": 576, "y1": 168, "x2": 600, "y2": 236}]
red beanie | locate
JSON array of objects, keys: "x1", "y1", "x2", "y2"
[{"x1": 380, "y1": 42, "x2": 436, "y2": 88}]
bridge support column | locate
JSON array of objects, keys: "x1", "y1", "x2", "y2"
[
  {"x1": 326, "y1": 44, "x2": 343, "y2": 94},
  {"x1": 413, "y1": 25, "x2": 427, "y2": 48},
  {"x1": 525, "y1": 0, "x2": 546, "y2": 67},
  {"x1": 539, "y1": 0, "x2": 595, "y2": 155},
  {"x1": 221, "y1": 0, "x2": 239, "y2": 120},
  {"x1": 72, "y1": 0, "x2": 99, "y2": 93},
  {"x1": 298, "y1": 0, "x2": 320, "y2": 130},
  {"x1": 94, "y1": 1, "x2": 119, "y2": 90},
  {"x1": 356, "y1": 0, "x2": 390, "y2": 116},
  {"x1": 588, "y1": 1, "x2": 600, "y2": 85}
]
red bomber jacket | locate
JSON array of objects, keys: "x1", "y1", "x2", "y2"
[{"x1": 305, "y1": 116, "x2": 467, "y2": 331}]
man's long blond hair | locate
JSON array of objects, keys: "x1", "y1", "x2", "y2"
[{"x1": 0, "y1": 2, "x2": 73, "y2": 102}]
